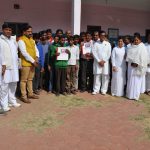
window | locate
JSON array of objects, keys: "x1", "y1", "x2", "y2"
[
  {"x1": 108, "y1": 28, "x2": 119, "y2": 39},
  {"x1": 146, "y1": 29, "x2": 150, "y2": 41},
  {"x1": 4, "y1": 22, "x2": 28, "y2": 37},
  {"x1": 87, "y1": 25, "x2": 101, "y2": 34}
]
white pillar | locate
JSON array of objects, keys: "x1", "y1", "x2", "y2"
[{"x1": 72, "y1": 0, "x2": 81, "y2": 35}]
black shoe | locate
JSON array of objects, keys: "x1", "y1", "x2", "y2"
[
  {"x1": 56, "y1": 93, "x2": 60, "y2": 96},
  {"x1": 88, "y1": 90, "x2": 92, "y2": 93},
  {"x1": 52, "y1": 90, "x2": 56, "y2": 94},
  {"x1": 71, "y1": 91, "x2": 77, "y2": 95},
  {"x1": 80, "y1": 90, "x2": 85, "y2": 93},
  {"x1": 62, "y1": 92, "x2": 67, "y2": 96}
]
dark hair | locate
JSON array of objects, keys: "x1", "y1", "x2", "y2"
[
  {"x1": 39, "y1": 30, "x2": 47, "y2": 37},
  {"x1": 134, "y1": 32, "x2": 141, "y2": 40},
  {"x1": 59, "y1": 35, "x2": 65, "y2": 40},
  {"x1": 21, "y1": 25, "x2": 32, "y2": 32},
  {"x1": 134, "y1": 32, "x2": 140, "y2": 36},
  {"x1": 53, "y1": 35, "x2": 60, "y2": 39},
  {"x1": 2, "y1": 23, "x2": 12, "y2": 30},
  {"x1": 73, "y1": 34, "x2": 80, "y2": 39},
  {"x1": 46, "y1": 29, "x2": 52, "y2": 33},
  {"x1": 124, "y1": 35, "x2": 132, "y2": 42},
  {"x1": 80, "y1": 32, "x2": 86, "y2": 37},
  {"x1": 100, "y1": 30, "x2": 106, "y2": 35},
  {"x1": 33, "y1": 33, "x2": 40, "y2": 39},
  {"x1": 118, "y1": 36, "x2": 123, "y2": 41},
  {"x1": 68, "y1": 36, "x2": 74, "y2": 42},
  {"x1": 86, "y1": 31, "x2": 92, "y2": 36},
  {"x1": 56, "y1": 29, "x2": 63, "y2": 34}
]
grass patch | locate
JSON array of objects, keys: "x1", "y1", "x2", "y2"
[
  {"x1": 143, "y1": 118, "x2": 150, "y2": 139},
  {"x1": 132, "y1": 94, "x2": 150, "y2": 139},
  {"x1": 145, "y1": 127, "x2": 150, "y2": 139},
  {"x1": 15, "y1": 112, "x2": 64, "y2": 133},
  {"x1": 132, "y1": 113, "x2": 147, "y2": 121},
  {"x1": 139, "y1": 94, "x2": 150, "y2": 113},
  {"x1": 53, "y1": 95, "x2": 101, "y2": 109}
]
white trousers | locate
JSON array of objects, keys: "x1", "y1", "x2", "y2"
[
  {"x1": 93, "y1": 74, "x2": 109, "y2": 93},
  {"x1": 0, "y1": 82, "x2": 18, "y2": 109},
  {"x1": 146, "y1": 72, "x2": 150, "y2": 92}
]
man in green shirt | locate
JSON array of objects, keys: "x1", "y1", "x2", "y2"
[{"x1": 50, "y1": 36, "x2": 70, "y2": 96}]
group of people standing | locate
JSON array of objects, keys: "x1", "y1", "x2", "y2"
[{"x1": 0, "y1": 23, "x2": 150, "y2": 113}]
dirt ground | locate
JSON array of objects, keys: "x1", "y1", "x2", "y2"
[{"x1": 0, "y1": 91, "x2": 150, "y2": 150}]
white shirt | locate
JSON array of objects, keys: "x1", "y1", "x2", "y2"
[
  {"x1": 18, "y1": 39, "x2": 39, "y2": 63},
  {"x1": 0, "y1": 35, "x2": 19, "y2": 83},
  {"x1": 92, "y1": 40, "x2": 111, "y2": 62},
  {"x1": 92, "y1": 40, "x2": 111, "y2": 75},
  {"x1": 67, "y1": 45, "x2": 79, "y2": 65},
  {"x1": 125, "y1": 43, "x2": 131, "y2": 52},
  {"x1": 111, "y1": 46, "x2": 126, "y2": 69}
]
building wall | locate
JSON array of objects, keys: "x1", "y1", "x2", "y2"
[
  {"x1": 0, "y1": 0, "x2": 71, "y2": 33},
  {"x1": 0, "y1": 0, "x2": 149, "y2": 35},
  {"x1": 81, "y1": 3, "x2": 150, "y2": 36}
]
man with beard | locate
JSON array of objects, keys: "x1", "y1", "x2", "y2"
[{"x1": 18, "y1": 25, "x2": 39, "y2": 103}]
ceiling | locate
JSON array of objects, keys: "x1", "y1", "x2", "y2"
[{"x1": 82, "y1": 0, "x2": 150, "y2": 11}]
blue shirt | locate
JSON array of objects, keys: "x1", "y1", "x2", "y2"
[{"x1": 37, "y1": 41, "x2": 50, "y2": 67}]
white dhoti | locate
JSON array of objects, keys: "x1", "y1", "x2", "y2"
[
  {"x1": 0, "y1": 82, "x2": 18, "y2": 109},
  {"x1": 111, "y1": 67, "x2": 126, "y2": 96},
  {"x1": 126, "y1": 65, "x2": 144, "y2": 100},
  {"x1": 93, "y1": 74, "x2": 109, "y2": 94},
  {"x1": 0, "y1": 69, "x2": 19, "y2": 110}
]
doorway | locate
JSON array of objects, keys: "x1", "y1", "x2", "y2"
[{"x1": 4, "y1": 22, "x2": 28, "y2": 37}]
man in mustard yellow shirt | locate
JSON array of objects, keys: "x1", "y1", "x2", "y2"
[{"x1": 18, "y1": 25, "x2": 39, "y2": 103}]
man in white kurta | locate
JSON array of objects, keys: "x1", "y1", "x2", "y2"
[
  {"x1": 111, "y1": 41, "x2": 126, "y2": 97},
  {"x1": 92, "y1": 31, "x2": 111, "y2": 95},
  {"x1": 0, "y1": 24, "x2": 21, "y2": 112},
  {"x1": 145, "y1": 34, "x2": 150, "y2": 95}
]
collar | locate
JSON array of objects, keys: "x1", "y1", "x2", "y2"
[
  {"x1": 69, "y1": 44, "x2": 75, "y2": 47},
  {"x1": 0, "y1": 34, "x2": 12, "y2": 40}
]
